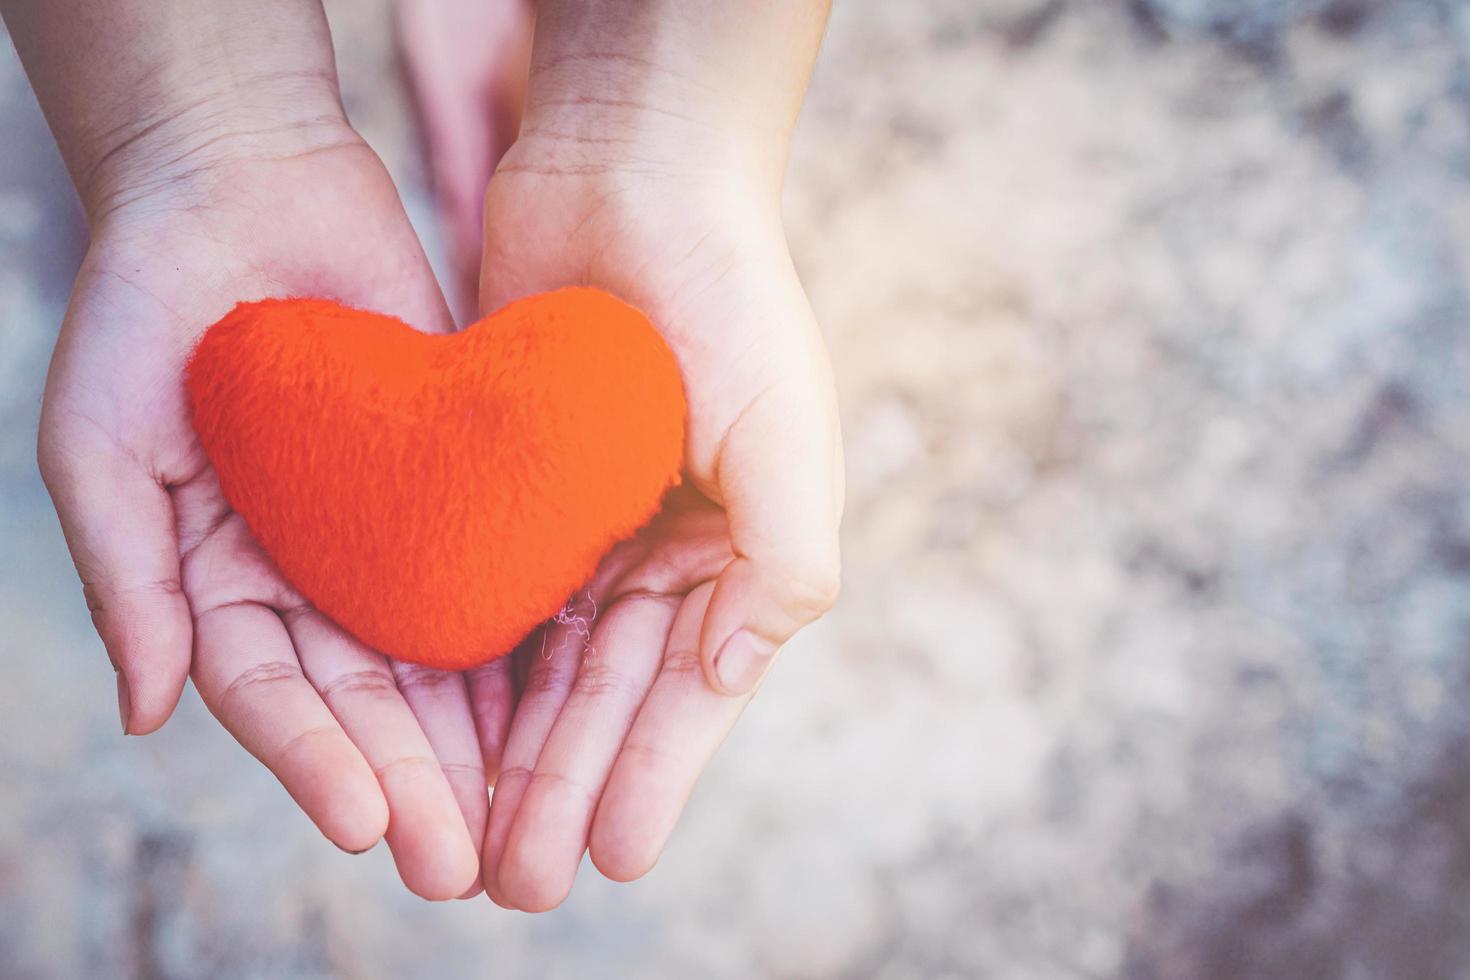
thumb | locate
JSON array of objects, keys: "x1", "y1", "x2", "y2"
[
  {"x1": 698, "y1": 383, "x2": 844, "y2": 696},
  {"x1": 38, "y1": 440, "x2": 192, "y2": 735}
]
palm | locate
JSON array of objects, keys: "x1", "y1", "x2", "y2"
[
  {"x1": 40, "y1": 143, "x2": 494, "y2": 900},
  {"x1": 472, "y1": 163, "x2": 842, "y2": 910}
]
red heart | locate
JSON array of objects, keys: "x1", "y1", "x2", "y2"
[{"x1": 186, "y1": 287, "x2": 685, "y2": 670}]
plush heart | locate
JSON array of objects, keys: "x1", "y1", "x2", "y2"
[{"x1": 186, "y1": 287, "x2": 685, "y2": 670}]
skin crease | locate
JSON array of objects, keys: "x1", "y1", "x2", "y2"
[{"x1": 10, "y1": 0, "x2": 843, "y2": 912}]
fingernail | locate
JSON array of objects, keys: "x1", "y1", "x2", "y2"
[
  {"x1": 116, "y1": 672, "x2": 132, "y2": 735},
  {"x1": 715, "y1": 630, "x2": 774, "y2": 695}
]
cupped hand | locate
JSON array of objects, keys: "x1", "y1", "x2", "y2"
[
  {"x1": 471, "y1": 141, "x2": 845, "y2": 910},
  {"x1": 37, "y1": 121, "x2": 503, "y2": 900}
]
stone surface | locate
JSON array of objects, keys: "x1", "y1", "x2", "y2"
[{"x1": 3, "y1": 0, "x2": 1470, "y2": 977}]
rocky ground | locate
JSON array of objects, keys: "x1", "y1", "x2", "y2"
[{"x1": 3, "y1": 0, "x2": 1470, "y2": 977}]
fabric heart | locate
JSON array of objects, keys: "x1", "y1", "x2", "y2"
[{"x1": 187, "y1": 287, "x2": 685, "y2": 670}]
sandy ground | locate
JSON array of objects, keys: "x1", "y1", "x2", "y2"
[{"x1": 4, "y1": 1, "x2": 1470, "y2": 977}]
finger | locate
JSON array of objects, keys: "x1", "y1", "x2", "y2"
[
  {"x1": 592, "y1": 583, "x2": 751, "y2": 881},
  {"x1": 497, "y1": 594, "x2": 678, "y2": 912},
  {"x1": 467, "y1": 655, "x2": 516, "y2": 784},
  {"x1": 388, "y1": 659, "x2": 489, "y2": 897},
  {"x1": 288, "y1": 610, "x2": 479, "y2": 901},
  {"x1": 699, "y1": 380, "x2": 842, "y2": 696},
  {"x1": 37, "y1": 446, "x2": 191, "y2": 734},
  {"x1": 191, "y1": 602, "x2": 388, "y2": 854},
  {"x1": 481, "y1": 612, "x2": 589, "y2": 908}
]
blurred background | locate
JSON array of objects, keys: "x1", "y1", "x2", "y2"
[{"x1": 4, "y1": 0, "x2": 1470, "y2": 977}]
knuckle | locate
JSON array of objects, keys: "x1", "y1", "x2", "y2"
[
  {"x1": 272, "y1": 724, "x2": 344, "y2": 768},
  {"x1": 569, "y1": 658, "x2": 643, "y2": 703},
  {"x1": 467, "y1": 656, "x2": 513, "y2": 682},
  {"x1": 780, "y1": 557, "x2": 842, "y2": 620},
  {"x1": 372, "y1": 754, "x2": 444, "y2": 784},
  {"x1": 622, "y1": 551, "x2": 685, "y2": 595},
  {"x1": 618, "y1": 738, "x2": 682, "y2": 773},
  {"x1": 660, "y1": 646, "x2": 704, "y2": 676},
  {"x1": 83, "y1": 577, "x2": 184, "y2": 613},
  {"x1": 521, "y1": 656, "x2": 578, "y2": 700},
  {"x1": 318, "y1": 669, "x2": 400, "y2": 704},
  {"x1": 497, "y1": 765, "x2": 534, "y2": 786},
  {"x1": 438, "y1": 760, "x2": 487, "y2": 783},
  {"x1": 523, "y1": 769, "x2": 596, "y2": 811},
  {"x1": 527, "y1": 768, "x2": 596, "y2": 807},
  {"x1": 81, "y1": 578, "x2": 186, "y2": 669},
  {"x1": 391, "y1": 663, "x2": 462, "y2": 698},
  {"x1": 219, "y1": 660, "x2": 306, "y2": 710}
]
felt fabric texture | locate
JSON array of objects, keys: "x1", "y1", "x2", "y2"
[{"x1": 186, "y1": 287, "x2": 686, "y2": 670}]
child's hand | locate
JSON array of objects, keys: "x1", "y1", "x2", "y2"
[
  {"x1": 471, "y1": 35, "x2": 844, "y2": 906},
  {"x1": 36, "y1": 111, "x2": 492, "y2": 900},
  {"x1": 14, "y1": 0, "x2": 837, "y2": 911}
]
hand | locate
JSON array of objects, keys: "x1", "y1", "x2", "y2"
[
  {"x1": 37, "y1": 115, "x2": 502, "y2": 900},
  {"x1": 470, "y1": 124, "x2": 844, "y2": 910}
]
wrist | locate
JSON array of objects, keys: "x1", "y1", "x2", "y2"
[
  {"x1": 2, "y1": 0, "x2": 355, "y2": 221},
  {"x1": 510, "y1": 64, "x2": 787, "y2": 197},
  {"x1": 76, "y1": 71, "x2": 357, "y2": 222},
  {"x1": 493, "y1": 131, "x2": 786, "y2": 251},
  {"x1": 511, "y1": 1, "x2": 829, "y2": 196}
]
